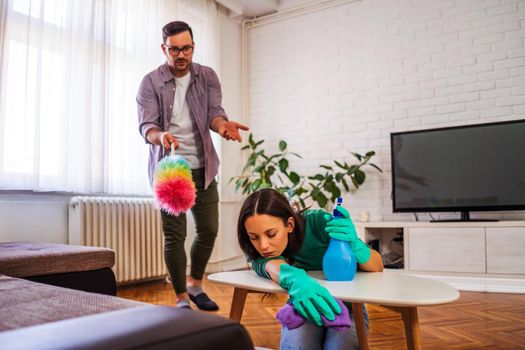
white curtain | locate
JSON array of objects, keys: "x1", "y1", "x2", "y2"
[{"x1": 0, "y1": 0, "x2": 220, "y2": 195}]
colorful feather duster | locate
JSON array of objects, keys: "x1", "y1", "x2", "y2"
[{"x1": 153, "y1": 143, "x2": 196, "y2": 216}]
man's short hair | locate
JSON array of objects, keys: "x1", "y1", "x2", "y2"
[{"x1": 162, "y1": 21, "x2": 193, "y2": 43}]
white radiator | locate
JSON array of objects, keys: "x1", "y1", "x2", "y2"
[{"x1": 68, "y1": 196, "x2": 167, "y2": 284}]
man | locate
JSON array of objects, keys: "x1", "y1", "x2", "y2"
[{"x1": 137, "y1": 21, "x2": 248, "y2": 310}]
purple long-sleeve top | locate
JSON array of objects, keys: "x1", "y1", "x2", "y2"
[{"x1": 136, "y1": 62, "x2": 227, "y2": 189}]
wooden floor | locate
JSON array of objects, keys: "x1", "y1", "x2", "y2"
[{"x1": 117, "y1": 276, "x2": 525, "y2": 349}]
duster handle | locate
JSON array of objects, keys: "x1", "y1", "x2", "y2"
[{"x1": 170, "y1": 142, "x2": 175, "y2": 156}]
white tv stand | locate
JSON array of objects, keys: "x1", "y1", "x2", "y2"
[{"x1": 356, "y1": 221, "x2": 525, "y2": 293}]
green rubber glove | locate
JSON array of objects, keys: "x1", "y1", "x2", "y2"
[
  {"x1": 324, "y1": 206, "x2": 371, "y2": 264},
  {"x1": 278, "y1": 264, "x2": 342, "y2": 326}
]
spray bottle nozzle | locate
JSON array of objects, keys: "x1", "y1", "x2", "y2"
[{"x1": 333, "y1": 197, "x2": 344, "y2": 218}]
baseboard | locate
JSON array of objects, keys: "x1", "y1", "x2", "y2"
[
  {"x1": 409, "y1": 273, "x2": 525, "y2": 293},
  {"x1": 206, "y1": 255, "x2": 248, "y2": 274}
]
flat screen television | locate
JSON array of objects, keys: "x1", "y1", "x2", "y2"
[{"x1": 390, "y1": 119, "x2": 525, "y2": 221}]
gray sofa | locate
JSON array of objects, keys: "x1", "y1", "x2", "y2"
[
  {"x1": 0, "y1": 275, "x2": 253, "y2": 349},
  {"x1": 0, "y1": 241, "x2": 117, "y2": 295},
  {"x1": 0, "y1": 242, "x2": 254, "y2": 349}
]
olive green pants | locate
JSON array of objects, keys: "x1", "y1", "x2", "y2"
[{"x1": 160, "y1": 168, "x2": 219, "y2": 294}]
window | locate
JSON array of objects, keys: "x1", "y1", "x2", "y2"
[{"x1": 0, "y1": 0, "x2": 220, "y2": 195}]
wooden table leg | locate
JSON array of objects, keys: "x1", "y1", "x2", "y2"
[
  {"x1": 380, "y1": 305, "x2": 422, "y2": 350},
  {"x1": 351, "y1": 303, "x2": 369, "y2": 350},
  {"x1": 229, "y1": 287, "x2": 248, "y2": 322},
  {"x1": 399, "y1": 307, "x2": 422, "y2": 350}
]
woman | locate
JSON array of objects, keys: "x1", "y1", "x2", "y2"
[{"x1": 237, "y1": 188, "x2": 383, "y2": 350}]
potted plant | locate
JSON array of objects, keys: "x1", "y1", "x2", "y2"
[{"x1": 230, "y1": 133, "x2": 382, "y2": 209}]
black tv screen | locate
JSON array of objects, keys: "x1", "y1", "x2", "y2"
[{"x1": 391, "y1": 120, "x2": 525, "y2": 218}]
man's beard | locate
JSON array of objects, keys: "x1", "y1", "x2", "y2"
[{"x1": 175, "y1": 59, "x2": 188, "y2": 69}]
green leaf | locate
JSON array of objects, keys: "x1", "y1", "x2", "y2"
[
  {"x1": 261, "y1": 181, "x2": 272, "y2": 189},
  {"x1": 254, "y1": 164, "x2": 264, "y2": 173},
  {"x1": 267, "y1": 165, "x2": 275, "y2": 176},
  {"x1": 335, "y1": 173, "x2": 344, "y2": 182},
  {"x1": 308, "y1": 174, "x2": 325, "y2": 181},
  {"x1": 252, "y1": 179, "x2": 262, "y2": 191},
  {"x1": 279, "y1": 158, "x2": 289, "y2": 173},
  {"x1": 354, "y1": 169, "x2": 366, "y2": 185},
  {"x1": 241, "y1": 145, "x2": 250, "y2": 150},
  {"x1": 365, "y1": 151, "x2": 375, "y2": 158},
  {"x1": 313, "y1": 191, "x2": 328, "y2": 209},
  {"x1": 290, "y1": 152, "x2": 303, "y2": 159},
  {"x1": 246, "y1": 156, "x2": 256, "y2": 167},
  {"x1": 255, "y1": 140, "x2": 265, "y2": 147},
  {"x1": 288, "y1": 171, "x2": 300, "y2": 185},
  {"x1": 327, "y1": 181, "x2": 338, "y2": 194},
  {"x1": 341, "y1": 178, "x2": 350, "y2": 191},
  {"x1": 331, "y1": 187, "x2": 341, "y2": 201},
  {"x1": 279, "y1": 140, "x2": 287, "y2": 151},
  {"x1": 369, "y1": 163, "x2": 383, "y2": 172},
  {"x1": 295, "y1": 186, "x2": 307, "y2": 196},
  {"x1": 327, "y1": 180, "x2": 337, "y2": 191},
  {"x1": 347, "y1": 165, "x2": 358, "y2": 175},
  {"x1": 320, "y1": 164, "x2": 333, "y2": 170},
  {"x1": 323, "y1": 181, "x2": 341, "y2": 201},
  {"x1": 248, "y1": 133, "x2": 255, "y2": 148},
  {"x1": 246, "y1": 154, "x2": 256, "y2": 165},
  {"x1": 334, "y1": 160, "x2": 346, "y2": 170},
  {"x1": 351, "y1": 152, "x2": 363, "y2": 161},
  {"x1": 299, "y1": 198, "x2": 306, "y2": 210},
  {"x1": 351, "y1": 176, "x2": 359, "y2": 189}
]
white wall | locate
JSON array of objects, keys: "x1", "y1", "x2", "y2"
[
  {"x1": 210, "y1": 9, "x2": 247, "y2": 271},
  {"x1": 245, "y1": 0, "x2": 525, "y2": 221},
  {"x1": 0, "y1": 193, "x2": 70, "y2": 243}
]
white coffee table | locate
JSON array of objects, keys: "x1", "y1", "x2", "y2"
[{"x1": 208, "y1": 269, "x2": 459, "y2": 350}]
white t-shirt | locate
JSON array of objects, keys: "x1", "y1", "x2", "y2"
[{"x1": 168, "y1": 72, "x2": 203, "y2": 169}]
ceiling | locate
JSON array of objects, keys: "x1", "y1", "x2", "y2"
[{"x1": 215, "y1": 0, "x2": 323, "y2": 19}]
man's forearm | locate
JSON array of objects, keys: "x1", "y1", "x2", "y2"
[
  {"x1": 210, "y1": 116, "x2": 227, "y2": 132},
  {"x1": 146, "y1": 128, "x2": 163, "y2": 145}
]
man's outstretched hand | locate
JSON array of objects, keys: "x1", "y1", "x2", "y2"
[{"x1": 217, "y1": 121, "x2": 249, "y2": 142}]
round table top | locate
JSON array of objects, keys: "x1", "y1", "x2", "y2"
[{"x1": 208, "y1": 269, "x2": 460, "y2": 307}]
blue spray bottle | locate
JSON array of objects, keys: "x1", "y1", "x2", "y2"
[{"x1": 322, "y1": 197, "x2": 357, "y2": 281}]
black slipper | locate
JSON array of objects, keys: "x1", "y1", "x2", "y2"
[{"x1": 189, "y1": 292, "x2": 219, "y2": 311}]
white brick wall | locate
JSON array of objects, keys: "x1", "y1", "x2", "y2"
[{"x1": 246, "y1": 0, "x2": 525, "y2": 221}]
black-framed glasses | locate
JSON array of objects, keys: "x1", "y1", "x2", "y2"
[{"x1": 165, "y1": 44, "x2": 194, "y2": 56}]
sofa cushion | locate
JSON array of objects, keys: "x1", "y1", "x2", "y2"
[
  {"x1": 0, "y1": 274, "x2": 145, "y2": 331},
  {"x1": 0, "y1": 242, "x2": 114, "y2": 277},
  {"x1": 0, "y1": 306, "x2": 254, "y2": 350}
]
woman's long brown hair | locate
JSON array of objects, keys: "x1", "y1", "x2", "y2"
[{"x1": 237, "y1": 188, "x2": 305, "y2": 260}]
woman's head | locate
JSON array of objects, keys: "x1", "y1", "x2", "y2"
[{"x1": 237, "y1": 189, "x2": 305, "y2": 260}]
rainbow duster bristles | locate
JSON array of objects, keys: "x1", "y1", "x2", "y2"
[{"x1": 153, "y1": 144, "x2": 196, "y2": 216}]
